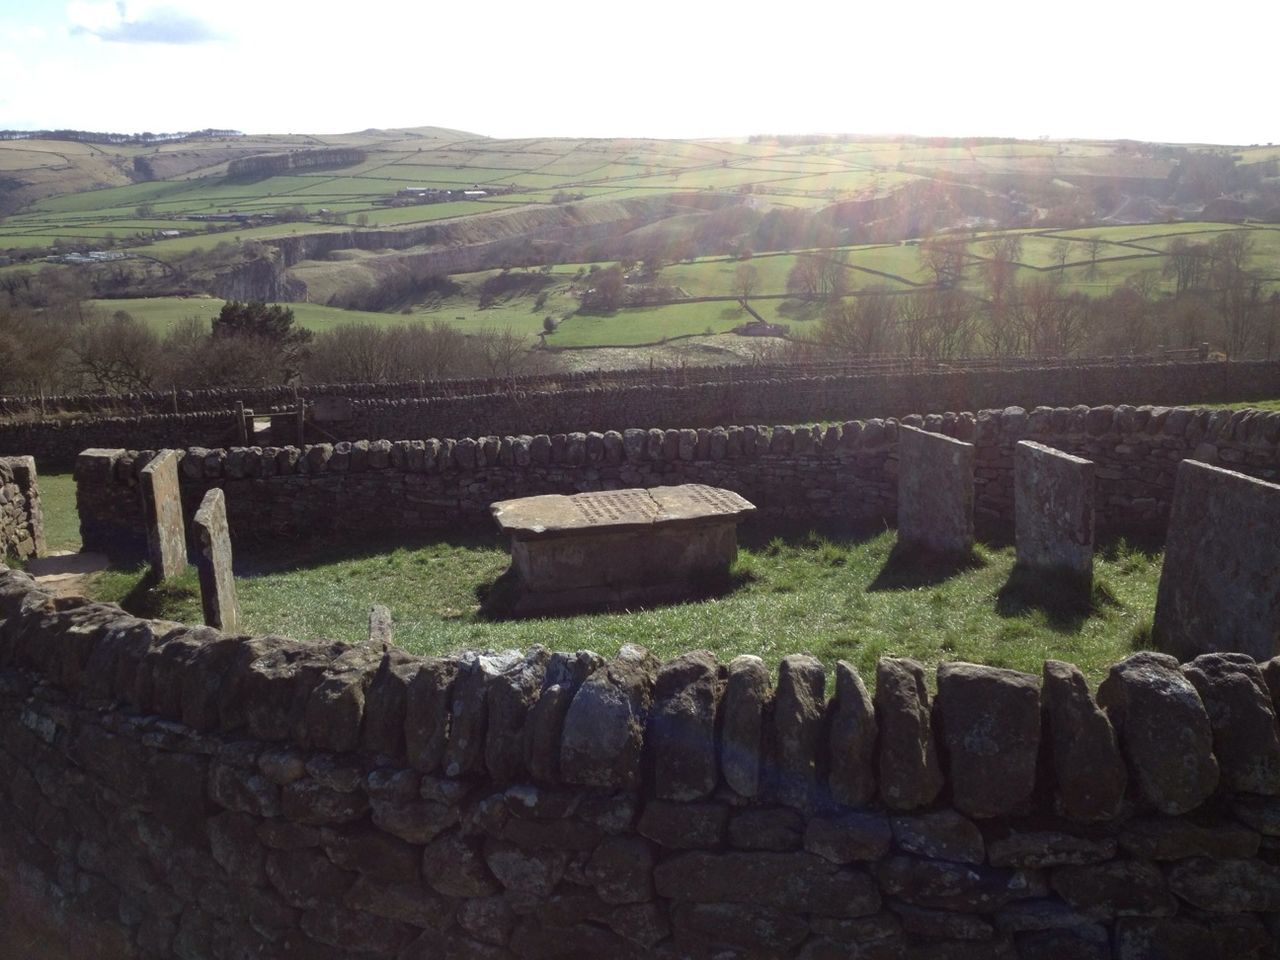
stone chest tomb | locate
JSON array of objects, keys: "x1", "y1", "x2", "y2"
[{"x1": 491, "y1": 484, "x2": 756, "y2": 613}]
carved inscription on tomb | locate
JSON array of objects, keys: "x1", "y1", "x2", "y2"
[
  {"x1": 684, "y1": 485, "x2": 749, "y2": 513},
  {"x1": 571, "y1": 490, "x2": 660, "y2": 525}
]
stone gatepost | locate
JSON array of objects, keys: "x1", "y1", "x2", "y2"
[
  {"x1": 140, "y1": 449, "x2": 187, "y2": 581},
  {"x1": 193, "y1": 488, "x2": 239, "y2": 632},
  {"x1": 897, "y1": 425, "x2": 975, "y2": 555},
  {"x1": 1014, "y1": 441, "x2": 1095, "y2": 581},
  {"x1": 0, "y1": 455, "x2": 46, "y2": 559},
  {"x1": 1154, "y1": 459, "x2": 1280, "y2": 662}
]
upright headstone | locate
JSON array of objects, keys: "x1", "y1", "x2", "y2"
[
  {"x1": 897, "y1": 425, "x2": 974, "y2": 555},
  {"x1": 1014, "y1": 441, "x2": 1095, "y2": 580},
  {"x1": 140, "y1": 449, "x2": 186, "y2": 580},
  {"x1": 368, "y1": 604, "x2": 393, "y2": 647},
  {"x1": 193, "y1": 488, "x2": 239, "y2": 633},
  {"x1": 1154, "y1": 460, "x2": 1280, "y2": 662}
]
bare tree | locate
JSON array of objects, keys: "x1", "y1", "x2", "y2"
[
  {"x1": 71, "y1": 310, "x2": 162, "y2": 392},
  {"x1": 1209, "y1": 233, "x2": 1262, "y2": 357},
  {"x1": 1051, "y1": 239, "x2": 1072, "y2": 275},
  {"x1": 919, "y1": 235, "x2": 968, "y2": 288},
  {"x1": 786, "y1": 252, "x2": 847, "y2": 301},
  {"x1": 734, "y1": 263, "x2": 760, "y2": 304},
  {"x1": 818, "y1": 287, "x2": 898, "y2": 356},
  {"x1": 1164, "y1": 237, "x2": 1211, "y2": 298},
  {"x1": 1014, "y1": 278, "x2": 1091, "y2": 357}
]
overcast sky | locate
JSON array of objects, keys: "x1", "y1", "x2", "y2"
[{"x1": 0, "y1": 0, "x2": 1274, "y2": 145}]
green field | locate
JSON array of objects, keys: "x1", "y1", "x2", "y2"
[
  {"x1": 8, "y1": 133, "x2": 1224, "y2": 259},
  {"x1": 85, "y1": 217, "x2": 1279, "y2": 350}
]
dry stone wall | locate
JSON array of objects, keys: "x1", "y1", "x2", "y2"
[
  {"x1": 10, "y1": 359, "x2": 1280, "y2": 468},
  {"x1": 4, "y1": 567, "x2": 1280, "y2": 958},
  {"x1": 0, "y1": 455, "x2": 44, "y2": 562},
  {"x1": 74, "y1": 404, "x2": 1280, "y2": 559},
  {"x1": 0, "y1": 361, "x2": 917, "y2": 418}
]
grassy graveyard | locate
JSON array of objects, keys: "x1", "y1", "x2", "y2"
[{"x1": 86, "y1": 523, "x2": 1160, "y2": 687}]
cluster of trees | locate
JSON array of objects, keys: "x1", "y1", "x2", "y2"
[
  {"x1": 0, "y1": 297, "x2": 317, "y2": 395},
  {"x1": 0, "y1": 279, "x2": 550, "y2": 395},
  {"x1": 305, "y1": 324, "x2": 549, "y2": 383},
  {"x1": 812, "y1": 232, "x2": 1280, "y2": 361},
  {"x1": 0, "y1": 128, "x2": 240, "y2": 145}
]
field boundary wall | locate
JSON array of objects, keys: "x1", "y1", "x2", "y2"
[
  {"x1": 9, "y1": 359, "x2": 1279, "y2": 468},
  {"x1": 74, "y1": 404, "x2": 1279, "y2": 558}
]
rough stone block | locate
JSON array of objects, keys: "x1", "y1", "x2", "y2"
[
  {"x1": 140, "y1": 449, "x2": 187, "y2": 580},
  {"x1": 648, "y1": 650, "x2": 723, "y2": 801},
  {"x1": 935, "y1": 662, "x2": 1041, "y2": 818},
  {"x1": 874, "y1": 657, "x2": 942, "y2": 810},
  {"x1": 1014, "y1": 440, "x2": 1094, "y2": 581},
  {"x1": 765, "y1": 654, "x2": 826, "y2": 808},
  {"x1": 827, "y1": 660, "x2": 877, "y2": 808},
  {"x1": 897, "y1": 425, "x2": 974, "y2": 555},
  {"x1": 890, "y1": 810, "x2": 984, "y2": 864},
  {"x1": 1182, "y1": 652, "x2": 1280, "y2": 795},
  {"x1": 1097, "y1": 652, "x2": 1219, "y2": 814},
  {"x1": 1154, "y1": 459, "x2": 1280, "y2": 661},
  {"x1": 560, "y1": 644, "x2": 657, "y2": 790},
  {"x1": 1042, "y1": 660, "x2": 1126, "y2": 821},
  {"x1": 721, "y1": 654, "x2": 769, "y2": 798},
  {"x1": 192, "y1": 488, "x2": 239, "y2": 633}
]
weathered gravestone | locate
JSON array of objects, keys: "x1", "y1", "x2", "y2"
[
  {"x1": 1014, "y1": 441, "x2": 1095, "y2": 581},
  {"x1": 368, "y1": 604, "x2": 393, "y2": 646},
  {"x1": 491, "y1": 484, "x2": 756, "y2": 614},
  {"x1": 192, "y1": 488, "x2": 239, "y2": 632},
  {"x1": 140, "y1": 449, "x2": 187, "y2": 580},
  {"x1": 1154, "y1": 459, "x2": 1280, "y2": 662},
  {"x1": 897, "y1": 425, "x2": 974, "y2": 555}
]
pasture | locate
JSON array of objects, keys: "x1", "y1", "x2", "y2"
[
  {"x1": 86, "y1": 219, "x2": 1280, "y2": 350},
  {"x1": 9, "y1": 132, "x2": 1253, "y2": 258}
]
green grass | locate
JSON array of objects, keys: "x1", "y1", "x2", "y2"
[
  {"x1": 90, "y1": 525, "x2": 1160, "y2": 686},
  {"x1": 36, "y1": 472, "x2": 79, "y2": 553},
  {"x1": 1211, "y1": 398, "x2": 1280, "y2": 412},
  {"x1": 552, "y1": 302, "x2": 748, "y2": 346}
]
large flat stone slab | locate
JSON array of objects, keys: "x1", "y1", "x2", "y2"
[
  {"x1": 140, "y1": 449, "x2": 187, "y2": 580},
  {"x1": 1015, "y1": 441, "x2": 1095, "y2": 580},
  {"x1": 1154, "y1": 460, "x2": 1280, "y2": 662},
  {"x1": 897, "y1": 425, "x2": 974, "y2": 555},
  {"x1": 193, "y1": 488, "x2": 239, "y2": 632},
  {"x1": 491, "y1": 485, "x2": 755, "y2": 614}
]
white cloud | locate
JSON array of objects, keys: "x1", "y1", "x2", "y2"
[{"x1": 67, "y1": 1, "x2": 222, "y2": 44}]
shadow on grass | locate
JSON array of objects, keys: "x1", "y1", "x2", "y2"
[
  {"x1": 1096, "y1": 531, "x2": 1163, "y2": 563},
  {"x1": 232, "y1": 527, "x2": 510, "y2": 578},
  {"x1": 775, "y1": 298, "x2": 823, "y2": 323},
  {"x1": 475, "y1": 566, "x2": 759, "y2": 622},
  {"x1": 995, "y1": 563, "x2": 1121, "y2": 632},
  {"x1": 738, "y1": 518, "x2": 886, "y2": 553},
  {"x1": 110, "y1": 566, "x2": 202, "y2": 620},
  {"x1": 867, "y1": 541, "x2": 986, "y2": 591}
]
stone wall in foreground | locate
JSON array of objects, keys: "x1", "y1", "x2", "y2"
[
  {"x1": 75, "y1": 404, "x2": 1280, "y2": 557},
  {"x1": 10, "y1": 359, "x2": 1280, "y2": 468},
  {"x1": 3, "y1": 565, "x2": 1280, "y2": 958}
]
